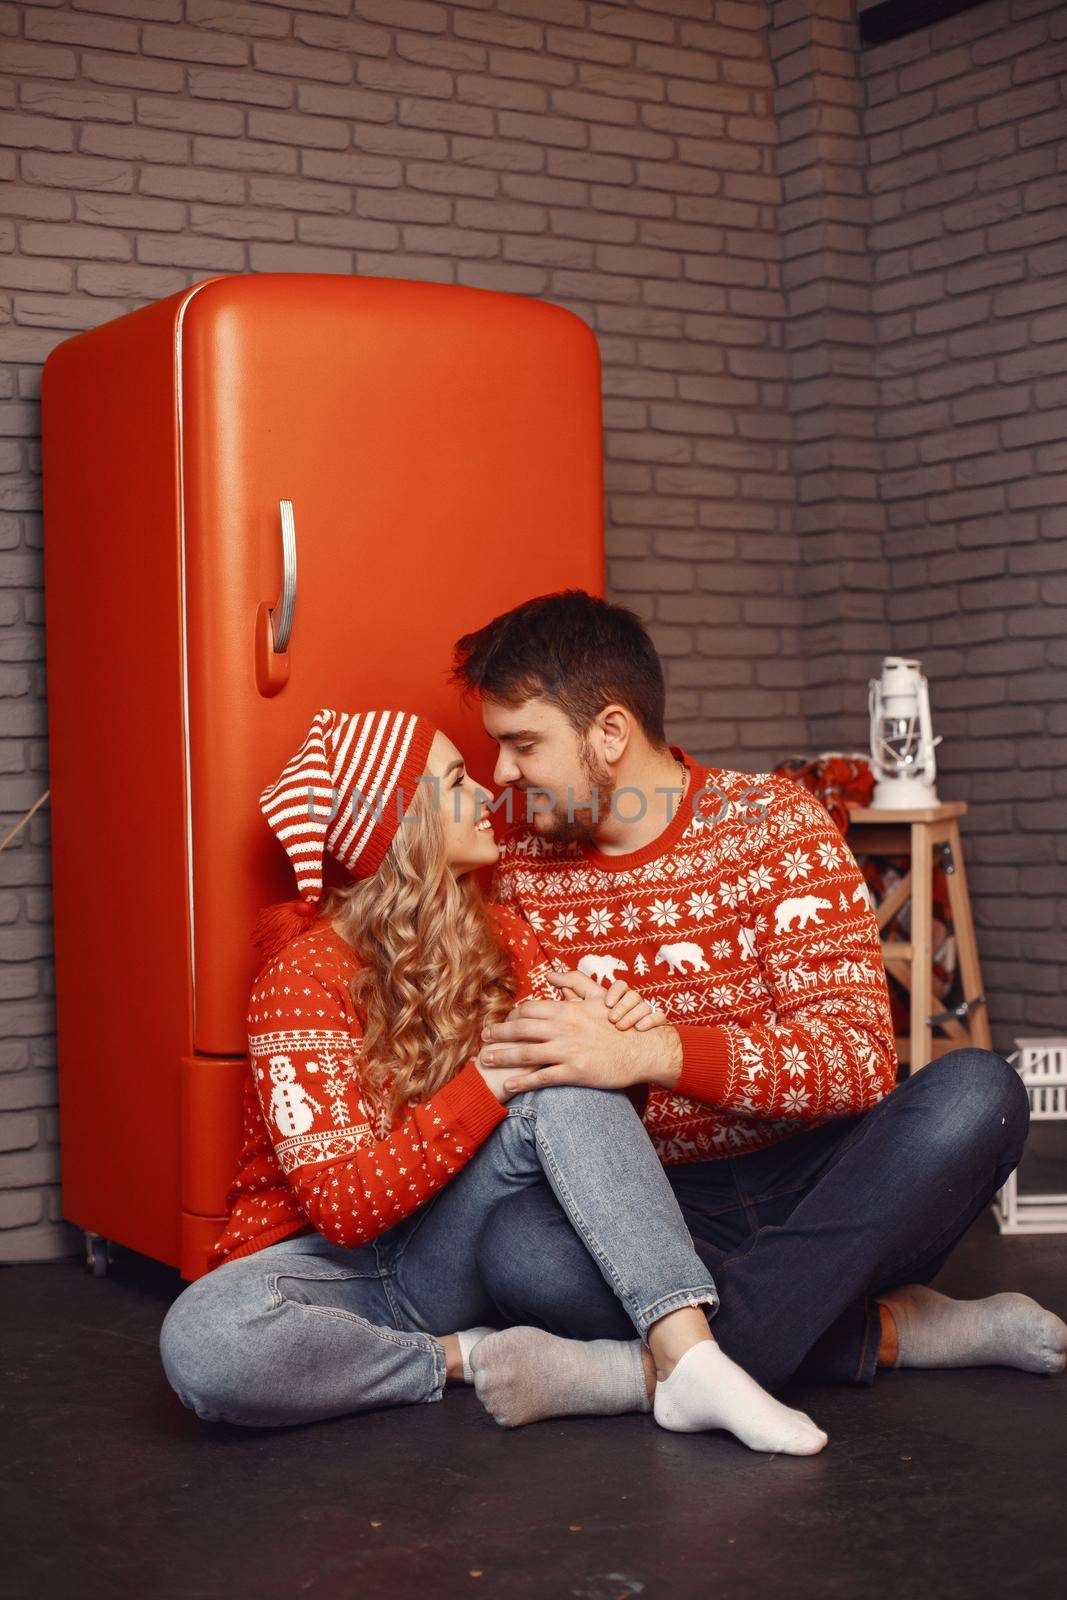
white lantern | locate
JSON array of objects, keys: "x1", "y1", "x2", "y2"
[{"x1": 867, "y1": 656, "x2": 942, "y2": 808}]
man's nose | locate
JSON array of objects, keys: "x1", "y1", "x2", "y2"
[{"x1": 493, "y1": 753, "x2": 520, "y2": 787}]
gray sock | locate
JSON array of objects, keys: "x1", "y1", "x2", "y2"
[
  {"x1": 879, "y1": 1285, "x2": 1067, "y2": 1374},
  {"x1": 470, "y1": 1326, "x2": 652, "y2": 1427}
]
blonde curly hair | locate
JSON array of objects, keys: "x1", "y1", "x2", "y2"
[{"x1": 320, "y1": 776, "x2": 518, "y2": 1125}]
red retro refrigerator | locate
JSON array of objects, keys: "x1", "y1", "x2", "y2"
[{"x1": 41, "y1": 272, "x2": 604, "y2": 1281}]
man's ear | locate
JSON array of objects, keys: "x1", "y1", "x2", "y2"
[{"x1": 596, "y1": 703, "x2": 633, "y2": 765}]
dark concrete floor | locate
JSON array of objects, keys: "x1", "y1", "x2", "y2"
[{"x1": 3, "y1": 1204, "x2": 1066, "y2": 1600}]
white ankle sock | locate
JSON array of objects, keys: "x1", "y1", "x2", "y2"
[
  {"x1": 653, "y1": 1339, "x2": 828, "y2": 1456},
  {"x1": 455, "y1": 1326, "x2": 497, "y2": 1385}
]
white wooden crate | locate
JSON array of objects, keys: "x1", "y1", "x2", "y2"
[{"x1": 992, "y1": 1037, "x2": 1067, "y2": 1235}]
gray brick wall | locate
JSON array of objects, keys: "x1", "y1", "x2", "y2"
[
  {"x1": 859, "y1": 0, "x2": 1067, "y2": 1058},
  {"x1": 772, "y1": 0, "x2": 893, "y2": 755},
  {"x1": 0, "y1": 0, "x2": 1063, "y2": 1262}
]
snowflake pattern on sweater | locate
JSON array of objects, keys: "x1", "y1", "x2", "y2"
[
  {"x1": 490, "y1": 747, "x2": 898, "y2": 1165},
  {"x1": 208, "y1": 901, "x2": 564, "y2": 1272}
]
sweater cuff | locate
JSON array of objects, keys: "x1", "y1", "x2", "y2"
[
  {"x1": 671, "y1": 1024, "x2": 732, "y2": 1107},
  {"x1": 433, "y1": 1058, "x2": 508, "y2": 1144}
]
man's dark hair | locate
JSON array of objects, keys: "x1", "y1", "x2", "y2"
[{"x1": 451, "y1": 589, "x2": 668, "y2": 749}]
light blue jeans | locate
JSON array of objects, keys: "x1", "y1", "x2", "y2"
[{"x1": 159, "y1": 1084, "x2": 719, "y2": 1427}]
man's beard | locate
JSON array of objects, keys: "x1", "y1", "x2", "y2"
[{"x1": 523, "y1": 737, "x2": 616, "y2": 845}]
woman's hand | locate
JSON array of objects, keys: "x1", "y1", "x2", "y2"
[
  {"x1": 600, "y1": 977, "x2": 669, "y2": 1031},
  {"x1": 529, "y1": 968, "x2": 669, "y2": 1032},
  {"x1": 497, "y1": 968, "x2": 668, "y2": 1045},
  {"x1": 475, "y1": 1060, "x2": 522, "y2": 1103}
]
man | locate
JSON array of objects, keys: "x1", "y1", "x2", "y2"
[{"x1": 447, "y1": 589, "x2": 1066, "y2": 1428}]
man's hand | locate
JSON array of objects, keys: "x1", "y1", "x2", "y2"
[{"x1": 478, "y1": 968, "x2": 683, "y2": 1094}]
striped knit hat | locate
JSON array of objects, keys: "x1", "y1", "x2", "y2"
[{"x1": 251, "y1": 708, "x2": 438, "y2": 962}]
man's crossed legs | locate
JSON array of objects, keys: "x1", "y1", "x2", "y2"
[{"x1": 469, "y1": 1048, "x2": 1067, "y2": 1425}]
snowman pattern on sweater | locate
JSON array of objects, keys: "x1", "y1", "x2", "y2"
[{"x1": 268, "y1": 1056, "x2": 323, "y2": 1137}]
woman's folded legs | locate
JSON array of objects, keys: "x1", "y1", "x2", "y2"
[
  {"x1": 158, "y1": 1230, "x2": 454, "y2": 1428},
  {"x1": 160, "y1": 1083, "x2": 830, "y2": 1447},
  {"x1": 156, "y1": 1083, "x2": 711, "y2": 1432}
]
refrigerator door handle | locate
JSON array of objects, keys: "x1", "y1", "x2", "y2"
[
  {"x1": 254, "y1": 498, "x2": 296, "y2": 697},
  {"x1": 270, "y1": 498, "x2": 297, "y2": 653}
]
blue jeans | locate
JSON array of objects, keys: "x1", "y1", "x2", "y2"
[
  {"x1": 159, "y1": 1083, "x2": 717, "y2": 1426},
  {"x1": 475, "y1": 1049, "x2": 1032, "y2": 1390}
]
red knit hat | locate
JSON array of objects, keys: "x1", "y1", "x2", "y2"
[{"x1": 251, "y1": 708, "x2": 438, "y2": 963}]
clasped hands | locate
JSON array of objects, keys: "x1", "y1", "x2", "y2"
[{"x1": 476, "y1": 968, "x2": 683, "y2": 1098}]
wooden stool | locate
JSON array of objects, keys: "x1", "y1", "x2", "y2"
[{"x1": 845, "y1": 801, "x2": 992, "y2": 1074}]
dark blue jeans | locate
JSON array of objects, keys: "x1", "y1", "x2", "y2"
[{"x1": 474, "y1": 1048, "x2": 1031, "y2": 1391}]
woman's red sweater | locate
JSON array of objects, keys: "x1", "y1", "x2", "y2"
[{"x1": 207, "y1": 902, "x2": 558, "y2": 1273}]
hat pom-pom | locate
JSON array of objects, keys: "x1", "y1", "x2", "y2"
[{"x1": 251, "y1": 897, "x2": 321, "y2": 964}]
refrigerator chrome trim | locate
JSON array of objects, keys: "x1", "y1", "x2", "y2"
[{"x1": 174, "y1": 276, "x2": 226, "y2": 1033}]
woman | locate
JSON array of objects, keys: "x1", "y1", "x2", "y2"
[{"x1": 159, "y1": 708, "x2": 828, "y2": 1454}]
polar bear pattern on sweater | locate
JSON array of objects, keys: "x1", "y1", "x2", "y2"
[
  {"x1": 577, "y1": 952, "x2": 629, "y2": 985},
  {"x1": 655, "y1": 941, "x2": 711, "y2": 976},
  {"x1": 773, "y1": 895, "x2": 833, "y2": 934}
]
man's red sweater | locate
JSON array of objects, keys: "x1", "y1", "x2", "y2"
[
  {"x1": 208, "y1": 902, "x2": 560, "y2": 1272},
  {"x1": 490, "y1": 746, "x2": 898, "y2": 1164}
]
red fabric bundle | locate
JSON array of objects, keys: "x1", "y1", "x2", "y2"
[{"x1": 771, "y1": 752, "x2": 874, "y2": 836}]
